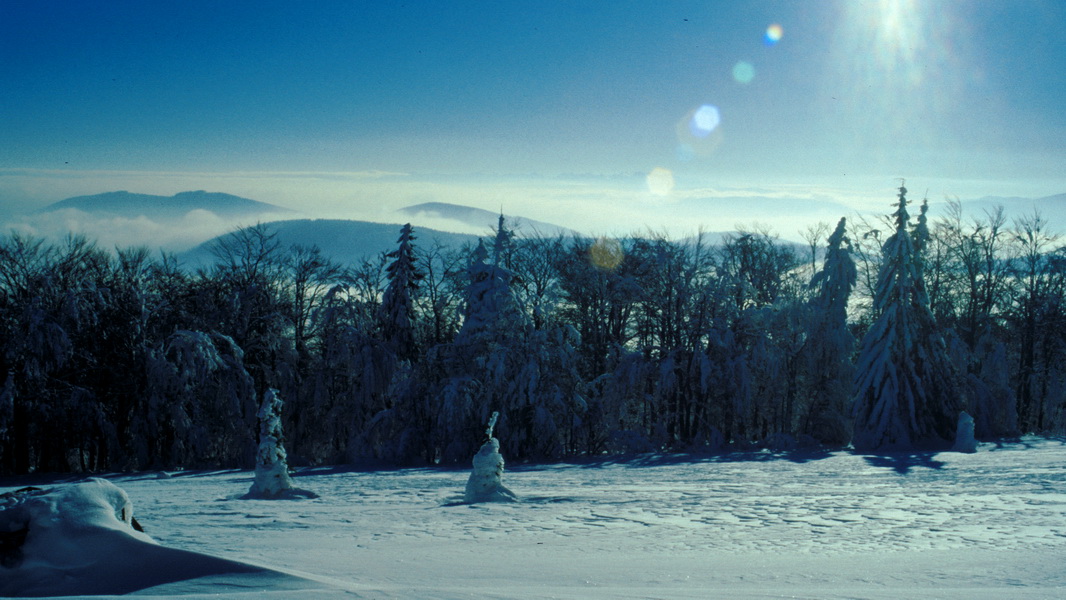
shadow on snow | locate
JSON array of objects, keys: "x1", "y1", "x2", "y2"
[{"x1": 861, "y1": 452, "x2": 946, "y2": 474}]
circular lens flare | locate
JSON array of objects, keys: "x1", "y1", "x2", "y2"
[
  {"x1": 590, "y1": 237, "x2": 624, "y2": 271},
  {"x1": 646, "y1": 167, "x2": 674, "y2": 197},
  {"x1": 732, "y1": 61, "x2": 756, "y2": 84},
  {"x1": 689, "y1": 105, "x2": 721, "y2": 138},
  {"x1": 765, "y1": 23, "x2": 783, "y2": 45},
  {"x1": 676, "y1": 105, "x2": 724, "y2": 157}
]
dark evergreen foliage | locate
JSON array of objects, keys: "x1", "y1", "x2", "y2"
[
  {"x1": 852, "y1": 187, "x2": 964, "y2": 451},
  {"x1": 0, "y1": 187, "x2": 1063, "y2": 473}
]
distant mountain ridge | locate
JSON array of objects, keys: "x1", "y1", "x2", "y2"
[
  {"x1": 39, "y1": 190, "x2": 292, "y2": 220},
  {"x1": 398, "y1": 202, "x2": 579, "y2": 237},
  {"x1": 955, "y1": 193, "x2": 1066, "y2": 224}
]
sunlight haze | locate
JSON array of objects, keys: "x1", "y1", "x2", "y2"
[{"x1": 1, "y1": 0, "x2": 1063, "y2": 239}]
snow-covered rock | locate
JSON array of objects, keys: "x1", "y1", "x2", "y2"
[
  {"x1": 0, "y1": 478, "x2": 325, "y2": 596},
  {"x1": 953, "y1": 411, "x2": 978, "y2": 453}
]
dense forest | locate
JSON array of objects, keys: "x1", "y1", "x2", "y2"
[{"x1": 1, "y1": 186, "x2": 1063, "y2": 474}]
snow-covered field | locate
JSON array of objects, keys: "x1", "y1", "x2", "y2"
[{"x1": 3, "y1": 437, "x2": 1066, "y2": 599}]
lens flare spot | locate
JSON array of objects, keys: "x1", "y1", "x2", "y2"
[
  {"x1": 765, "y1": 23, "x2": 783, "y2": 45},
  {"x1": 676, "y1": 106, "x2": 724, "y2": 157},
  {"x1": 732, "y1": 61, "x2": 756, "y2": 84},
  {"x1": 590, "y1": 237, "x2": 624, "y2": 271},
  {"x1": 689, "y1": 104, "x2": 721, "y2": 138},
  {"x1": 646, "y1": 167, "x2": 674, "y2": 197}
]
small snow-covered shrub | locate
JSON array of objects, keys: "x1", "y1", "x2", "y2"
[
  {"x1": 464, "y1": 412, "x2": 517, "y2": 503},
  {"x1": 246, "y1": 389, "x2": 317, "y2": 500},
  {"x1": 953, "y1": 411, "x2": 978, "y2": 453}
]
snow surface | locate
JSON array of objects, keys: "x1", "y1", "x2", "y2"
[{"x1": 2, "y1": 437, "x2": 1065, "y2": 599}]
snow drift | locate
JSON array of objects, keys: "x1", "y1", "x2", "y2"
[{"x1": 0, "y1": 478, "x2": 325, "y2": 597}]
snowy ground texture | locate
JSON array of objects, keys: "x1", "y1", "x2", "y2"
[{"x1": 2, "y1": 437, "x2": 1065, "y2": 599}]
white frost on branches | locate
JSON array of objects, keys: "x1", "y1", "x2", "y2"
[
  {"x1": 852, "y1": 186, "x2": 961, "y2": 451},
  {"x1": 246, "y1": 389, "x2": 317, "y2": 499}
]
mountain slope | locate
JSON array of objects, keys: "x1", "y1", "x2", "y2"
[
  {"x1": 954, "y1": 193, "x2": 1066, "y2": 226},
  {"x1": 179, "y1": 219, "x2": 479, "y2": 269},
  {"x1": 398, "y1": 202, "x2": 579, "y2": 237}
]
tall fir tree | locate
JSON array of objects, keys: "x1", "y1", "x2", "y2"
[
  {"x1": 378, "y1": 223, "x2": 424, "y2": 362},
  {"x1": 456, "y1": 217, "x2": 525, "y2": 347},
  {"x1": 803, "y1": 217, "x2": 858, "y2": 444},
  {"x1": 852, "y1": 185, "x2": 962, "y2": 451}
]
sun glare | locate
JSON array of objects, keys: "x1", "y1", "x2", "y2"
[
  {"x1": 833, "y1": 0, "x2": 965, "y2": 139},
  {"x1": 870, "y1": 0, "x2": 924, "y2": 83}
]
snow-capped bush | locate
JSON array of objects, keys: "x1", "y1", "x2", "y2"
[
  {"x1": 953, "y1": 411, "x2": 978, "y2": 453},
  {"x1": 464, "y1": 412, "x2": 517, "y2": 503},
  {"x1": 246, "y1": 389, "x2": 317, "y2": 499}
]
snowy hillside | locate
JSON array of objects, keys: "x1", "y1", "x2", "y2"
[
  {"x1": 398, "y1": 202, "x2": 580, "y2": 238},
  {"x1": 2, "y1": 437, "x2": 1064, "y2": 599}
]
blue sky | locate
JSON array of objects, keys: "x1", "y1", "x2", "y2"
[{"x1": 2, "y1": 0, "x2": 1064, "y2": 236}]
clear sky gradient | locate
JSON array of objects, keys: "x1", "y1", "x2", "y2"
[{"x1": 2, "y1": 0, "x2": 1064, "y2": 237}]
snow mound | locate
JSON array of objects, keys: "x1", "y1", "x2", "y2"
[{"x1": 0, "y1": 478, "x2": 328, "y2": 597}]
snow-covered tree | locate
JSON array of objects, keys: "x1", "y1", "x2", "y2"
[
  {"x1": 247, "y1": 388, "x2": 316, "y2": 499},
  {"x1": 437, "y1": 222, "x2": 528, "y2": 460},
  {"x1": 250, "y1": 388, "x2": 294, "y2": 496},
  {"x1": 379, "y1": 224, "x2": 423, "y2": 362},
  {"x1": 852, "y1": 185, "x2": 963, "y2": 451},
  {"x1": 142, "y1": 330, "x2": 256, "y2": 468},
  {"x1": 464, "y1": 412, "x2": 517, "y2": 503},
  {"x1": 434, "y1": 217, "x2": 586, "y2": 462},
  {"x1": 802, "y1": 217, "x2": 857, "y2": 445},
  {"x1": 455, "y1": 237, "x2": 524, "y2": 348}
]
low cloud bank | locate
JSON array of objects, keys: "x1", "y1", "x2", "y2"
[{"x1": 2, "y1": 208, "x2": 291, "y2": 253}]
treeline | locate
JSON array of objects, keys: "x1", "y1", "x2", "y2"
[{"x1": 0, "y1": 192, "x2": 1063, "y2": 474}]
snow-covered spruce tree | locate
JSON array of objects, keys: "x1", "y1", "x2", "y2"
[
  {"x1": 435, "y1": 216, "x2": 585, "y2": 462},
  {"x1": 464, "y1": 411, "x2": 517, "y2": 503},
  {"x1": 143, "y1": 330, "x2": 257, "y2": 469},
  {"x1": 455, "y1": 222, "x2": 524, "y2": 348},
  {"x1": 803, "y1": 217, "x2": 858, "y2": 445},
  {"x1": 438, "y1": 222, "x2": 528, "y2": 461},
  {"x1": 852, "y1": 185, "x2": 963, "y2": 451},
  {"x1": 359, "y1": 223, "x2": 433, "y2": 462},
  {"x1": 378, "y1": 223, "x2": 424, "y2": 362},
  {"x1": 247, "y1": 388, "x2": 316, "y2": 499}
]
